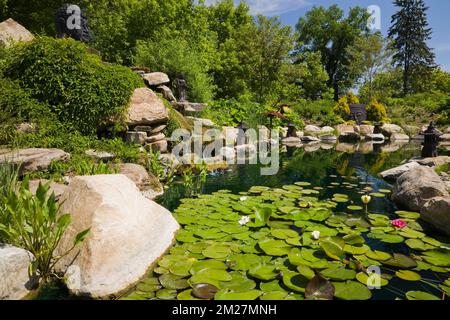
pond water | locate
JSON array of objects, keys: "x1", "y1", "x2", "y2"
[{"x1": 119, "y1": 142, "x2": 450, "y2": 301}]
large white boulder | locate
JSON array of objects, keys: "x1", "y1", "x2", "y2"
[
  {"x1": 126, "y1": 88, "x2": 169, "y2": 126},
  {"x1": 380, "y1": 162, "x2": 421, "y2": 181},
  {"x1": 118, "y1": 163, "x2": 163, "y2": 200},
  {"x1": 304, "y1": 125, "x2": 321, "y2": 136},
  {"x1": 55, "y1": 175, "x2": 179, "y2": 298},
  {"x1": 0, "y1": 148, "x2": 70, "y2": 174},
  {"x1": 381, "y1": 124, "x2": 404, "y2": 138},
  {"x1": 421, "y1": 197, "x2": 450, "y2": 236},
  {"x1": 0, "y1": 245, "x2": 36, "y2": 300},
  {"x1": 0, "y1": 18, "x2": 34, "y2": 47},
  {"x1": 143, "y1": 72, "x2": 170, "y2": 86}
]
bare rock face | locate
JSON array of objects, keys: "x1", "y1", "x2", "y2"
[
  {"x1": 421, "y1": 197, "x2": 450, "y2": 236},
  {"x1": 381, "y1": 124, "x2": 404, "y2": 138},
  {"x1": 439, "y1": 134, "x2": 450, "y2": 141},
  {"x1": 55, "y1": 175, "x2": 179, "y2": 298},
  {"x1": 125, "y1": 131, "x2": 147, "y2": 145},
  {"x1": 145, "y1": 140, "x2": 168, "y2": 154},
  {"x1": 320, "y1": 126, "x2": 335, "y2": 134},
  {"x1": 380, "y1": 162, "x2": 421, "y2": 181},
  {"x1": 29, "y1": 179, "x2": 68, "y2": 201},
  {"x1": 304, "y1": 125, "x2": 321, "y2": 136},
  {"x1": 126, "y1": 88, "x2": 169, "y2": 126},
  {"x1": 413, "y1": 156, "x2": 450, "y2": 167},
  {"x1": 156, "y1": 85, "x2": 177, "y2": 102},
  {"x1": 335, "y1": 124, "x2": 355, "y2": 135},
  {"x1": 0, "y1": 245, "x2": 36, "y2": 300},
  {"x1": 358, "y1": 125, "x2": 374, "y2": 136},
  {"x1": 392, "y1": 166, "x2": 449, "y2": 212},
  {"x1": 143, "y1": 72, "x2": 170, "y2": 86},
  {"x1": 0, "y1": 148, "x2": 70, "y2": 174},
  {"x1": 0, "y1": 18, "x2": 34, "y2": 47},
  {"x1": 118, "y1": 163, "x2": 163, "y2": 200},
  {"x1": 390, "y1": 133, "x2": 410, "y2": 141}
]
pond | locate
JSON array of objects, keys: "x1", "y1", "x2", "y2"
[{"x1": 121, "y1": 142, "x2": 450, "y2": 301}]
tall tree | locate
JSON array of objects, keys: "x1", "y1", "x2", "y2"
[
  {"x1": 347, "y1": 33, "x2": 393, "y2": 101},
  {"x1": 388, "y1": 0, "x2": 436, "y2": 96},
  {"x1": 295, "y1": 5, "x2": 369, "y2": 100}
]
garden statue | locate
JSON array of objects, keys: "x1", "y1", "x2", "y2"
[
  {"x1": 176, "y1": 78, "x2": 188, "y2": 102},
  {"x1": 349, "y1": 104, "x2": 367, "y2": 125},
  {"x1": 286, "y1": 122, "x2": 297, "y2": 138},
  {"x1": 421, "y1": 121, "x2": 441, "y2": 158},
  {"x1": 55, "y1": 4, "x2": 91, "y2": 43}
]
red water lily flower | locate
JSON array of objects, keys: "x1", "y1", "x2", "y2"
[{"x1": 391, "y1": 219, "x2": 407, "y2": 229}]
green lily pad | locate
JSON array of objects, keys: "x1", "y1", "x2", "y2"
[
  {"x1": 254, "y1": 206, "x2": 273, "y2": 226},
  {"x1": 396, "y1": 211, "x2": 421, "y2": 219},
  {"x1": 259, "y1": 239, "x2": 292, "y2": 256},
  {"x1": 370, "y1": 192, "x2": 385, "y2": 198},
  {"x1": 320, "y1": 237, "x2": 346, "y2": 261},
  {"x1": 383, "y1": 253, "x2": 418, "y2": 269},
  {"x1": 260, "y1": 291, "x2": 289, "y2": 300},
  {"x1": 295, "y1": 181, "x2": 311, "y2": 187},
  {"x1": 156, "y1": 289, "x2": 177, "y2": 300},
  {"x1": 226, "y1": 254, "x2": 263, "y2": 271},
  {"x1": 343, "y1": 234, "x2": 365, "y2": 245},
  {"x1": 177, "y1": 289, "x2": 203, "y2": 300},
  {"x1": 260, "y1": 280, "x2": 286, "y2": 292},
  {"x1": 347, "y1": 205, "x2": 363, "y2": 211},
  {"x1": 321, "y1": 267, "x2": 357, "y2": 281},
  {"x1": 405, "y1": 291, "x2": 440, "y2": 300},
  {"x1": 367, "y1": 232, "x2": 405, "y2": 244},
  {"x1": 220, "y1": 272, "x2": 256, "y2": 292},
  {"x1": 215, "y1": 289, "x2": 262, "y2": 300},
  {"x1": 248, "y1": 264, "x2": 278, "y2": 281},
  {"x1": 282, "y1": 271, "x2": 309, "y2": 293},
  {"x1": 169, "y1": 258, "x2": 197, "y2": 277},
  {"x1": 356, "y1": 272, "x2": 389, "y2": 287},
  {"x1": 365, "y1": 250, "x2": 392, "y2": 261},
  {"x1": 202, "y1": 245, "x2": 232, "y2": 259},
  {"x1": 395, "y1": 270, "x2": 421, "y2": 281},
  {"x1": 333, "y1": 281, "x2": 372, "y2": 300},
  {"x1": 159, "y1": 274, "x2": 190, "y2": 290},
  {"x1": 405, "y1": 239, "x2": 432, "y2": 251},
  {"x1": 422, "y1": 250, "x2": 450, "y2": 267},
  {"x1": 297, "y1": 264, "x2": 315, "y2": 280},
  {"x1": 271, "y1": 228, "x2": 299, "y2": 239},
  {"x1": 190, "y1": 260, "x2": 228, "y2": 274}
]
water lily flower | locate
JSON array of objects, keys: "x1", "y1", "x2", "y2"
[
  {"x1": 240, "y1": 196, "x2": 248, "y2": 202},
  {"x1": 361, "y1": 195, "x2": 372, "y2": 204},
  {"x1": 311, "y1": 230, "x2": 321, "y2": 240},
  {"x1": 391, "y1": 219, "x2": 407, "y2": 229},
  {"x1": 239, "y1": 216, "x2": 250, "y2": 226}
]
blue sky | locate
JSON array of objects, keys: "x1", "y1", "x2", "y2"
[{"x1": 205, "y1": 0, "x2": 450, "y2": 71}]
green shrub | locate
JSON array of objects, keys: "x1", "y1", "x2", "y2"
[
  {"x1": 0, "y1": 180, "x2": 90, "y2": 283},
  {"x1": 4, "y1": 37, "x2": 143, "y2": 135},
  {"x1": 292, "y1": 99, "x2": 337, "y2": 126},
  {"x1": 333, "y1": 96, "x2": 351, "y2": 121},
  {"x1": 134, "y1": 38, "x2": 214, "y2": 103},
  {"x1": 0, "y1": 161, "x2": 19, "y2": 200},
  {"x1": 366, "y1": 100, "x2": 388, "y2": 122}
]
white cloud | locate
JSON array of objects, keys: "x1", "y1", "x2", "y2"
[{"x1": 202, "y1": 0, "x2": 310, "y2": 16}]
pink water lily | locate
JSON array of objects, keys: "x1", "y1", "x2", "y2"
[{"x1": 391, "y1": 219, "x2": 407, "y2": 229}]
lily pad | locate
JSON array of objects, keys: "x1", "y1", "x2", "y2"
[
  {"x1": 192, "y1": 283, "x2": 219, "y2": 299},
  {"x1": 383, "y1": 253, "x2": 418, "y2": 269},
  {"x1": 259, "y1": 239, "x2": 292, "y2": 256},
  {"x1": 254, "y1": 206, "x2": 273, "y2": 226},
  {"x1": 282, "y1": 271, "x2": 309, "y2": 293},
  {"x1": 220, "y1": 272, "x2": 256, "y2": 292},
  {"x1": 260, "y1": 291, "x2": 289, "y2": 300},
  {"x1": 202, "y1": 245, "x2": 232, "y2": 259},
  {"x1": 177, "y1": 289, "x2": 203, "y2": 300},
  {"x1": 320, "y1": 237, "x2": 346, "y2": 261},
  {"x1": 333, "y1": 281, "x2": 372, "y2": 300},
  {"x1": 248, "y1": 264, "x2": 278, "y2": 281},
  {"x1": 321, "y1": 267, "x2": 357, "y2": 281},
  {"x1": 405, "y1": 291, "x2": 440, "y2": 300},
  {"x1": 156, "y1": 289, "x2": 177, "y2": 300},
  {"x1": 305, "y1": 274, "x2": 335, "y2": 300},
  {"x1": 395, "y1": 270, "x2": 421, "y2": 281},
  {"x1": 356, "y1": 272, "x2": 389, "y2": 287},
  {"x1": 347, "y1": 205, "x2": 363, "y2": 211},
  {"x1": 190, "y1": 260, "x2": 228, "y2": 274},
  {"x1": 422, "y1": 250, "x2": 450, "y2": 267},
  {"x1": 159, "y1": 274, "x2": 190, "y2": 290},
  {"x1": 215, "y1": 289, "x2": 262, "y2": 300}
]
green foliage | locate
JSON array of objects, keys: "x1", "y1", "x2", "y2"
[
  {"x1": 292, "y1": 99, "x2": 337, "y2": 126},
  {"x1": 4, "y1": 37, "x2": 143, "y2": 135},
  {"x1": 0, "y1": 179, "x2": 90, "y2": 283},
  {"x1": 296, "y1": 5, "x2": 370, "y2": 99},
  {"x1": 0, "y1": 161, "x2": 19, "y2": 199},
  {"x1": 333, "y1": 96, "x2": 351, "y2": 121},
  {"x1": 134, "y1": 38, "x2": 214, "y2": 102},
  {"x1": 144, "y1": 150, "x2": 176, "y2": 186},
  {"x1": 366, "y1": 100, "x2": 388, "y2": 122},
  {"x1": 294, "y1": 51, "x2": 331, "y2": 100}
]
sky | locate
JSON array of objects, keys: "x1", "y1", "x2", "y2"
[{"x1": 204, "y1": 0, "x2": 450, "y2": 72}]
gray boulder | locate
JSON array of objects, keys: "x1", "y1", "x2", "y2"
[
  {"x1": 0, "y1": 148, "x2": 70, "y2": 174},
  {"x1": 143, "y1": 72, "x2": 170, "y2": 86},
  {"x1": 391, "y1": 133, "x2": 410, "y2": 141},
  {"x1": 392, "y1": 166, "x2": 449, "y2": 212},
  {"x1": 0, "y1": 245, "x2": 36, "y2": 300},
  {"x1": 421, "y1": 197, "x2": 450, "y2": 236},
  {"x1": 365, "y1": 133, "x2": 385, "y2": 142},
  {"x1": 381, "y1": 124, "x2": 404, "y2": 138},
  {"x1": 0, "y1": 18, "x2": 34, "y2": 47},
  {"x1": 380, "y1": 161, "x2": 421, "y2": 181}
]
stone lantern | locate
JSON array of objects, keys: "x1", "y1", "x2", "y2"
[
  {"x1": 286, "y1": 122, "x2": 297, "y2": 138},
  {"x1": 421, "y1": 122, "x2": 441, "y2": 158}
]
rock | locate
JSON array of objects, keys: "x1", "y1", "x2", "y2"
[
  {"x1": 29, "y1": 179, "x2": 67, "y2": 200},
  {"x1": 304, "y1": 125, "x2": 321, "y2": 136},
  {"x1": 146, "y1": 133, "x2": 165, "y2": 143},
  {"x1": 145, "y1": 140, "x2": 168, "y2": 153},
  {"x1": 421, "y1": 197, "x2": 450, "y2": 236},
  {"x1": 282, "y1": 137, "x2": 302, "y2": 147},
  {"x1": 320, "y1": 126, "x2": 335, "y2": 134},
  {"x1": 301, "y1": 136, "x2": 320, "y2": 143},
  {"x1": 118, "y1": 163, "x2": 163, "y2": 200},
  {"x1": 320, "y1": 143, "x2": 334, "y2": 150},
  {"x1": 125, "y1": 131, "x2": 147, "y2": 145},
  {"x1": 336, "y1": 124, "x2": 355, "y2": 135},
  {"x1": 439, "y1": 134, "x2": 450, "y2": 141},
  {"x1": 16, "y1": 123, "x2": 36, "y2": 134},
  {"x1": 150, "y1": 124, "x2": 167, "y2": 135},
  {"x1": 365, "y1": 133, "x2": 385, "y2": 142},
  {"x1": 186, "y1": 117, "x2": 215, "y2": 128},
  {"x1": 126, "y1": 88, "x2": 169, "y2": 126},
  {"x1": 319, "y1": 134, "x2": 337, "y2": 142},
  {"x1": 85, "y1": 149, "x2": 115, "y2": 162},
  {"x1": 296, "y1": 131, "x2": 304, "y2": 138},
  {"x1": 0, "y1": 245, "x2": 36, "y2": 300},
  {"x1": 391, "y1": 133, "x2": 410, "y2": 141},
  {"x1": 0, "y1": 18, "x2": 34, "y2": 47},
  {"x1": 446, "y1": 127, "x2": 450, "y2": 133},
  {"x1": 413, "y1": 156, "x2": 450, "y2": 167},
  {"x1": 133, "y1": 125, "x2": 153, "y2": 132},
  {"x1": 0, "y1": 148, "x2": 70, "y2": 174},
  {"x1": 380, "y1": 141, "x2": 408, "y2": 153},
  {"x1": 143, "y1": 72, "x2": 170, "y2": 86},
  {"x1": 159, "y1": 153, "x2": 180, "y2": 169},
  {"x1": 55, "y1": 175, "x2": 179, "y2": 298},
  {"x1": 173, "y1": 102, "x2": 208, "y2": 113},
  {"x1": 392, "y1": 166, "x2": 449, "y2": 212},
  {"x1": 338, "y1": 132, "x2": 360, "y2": 143},
  {"x1": 381, "y1": 124, "x2": 404, "y2": 138},
  {"x1": 336, "y1": 143, "x2": 357, "y2": 153},
  {"x1": 380, "y1": 162, "x2": 421, "y2": 181},
  {"x1": 358, "y1": 125, "x2": 374, "y2": 136},
  {"x1": 156, "y1": 85, "x2": 176, "y2": 102},
  {"x1": 403, "y1": 125, "x2": 420, "y2": 136},
  {"x1": 304, "y1": 143, "x2": 321, "y2": 153}
]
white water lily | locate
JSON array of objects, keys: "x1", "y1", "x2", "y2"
[
  {"x1": 240, "y1": 196, "x2": 248, "y2": 201},
  {"x1": 361, "y1": 195, "x2": 372, "y2": 204},
  {"x1": 239, "y1": 216, "x2": 250, "y2": 226},
  {"x1": 311, "y1": 230, "x2": 321, "y2": 240}
]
